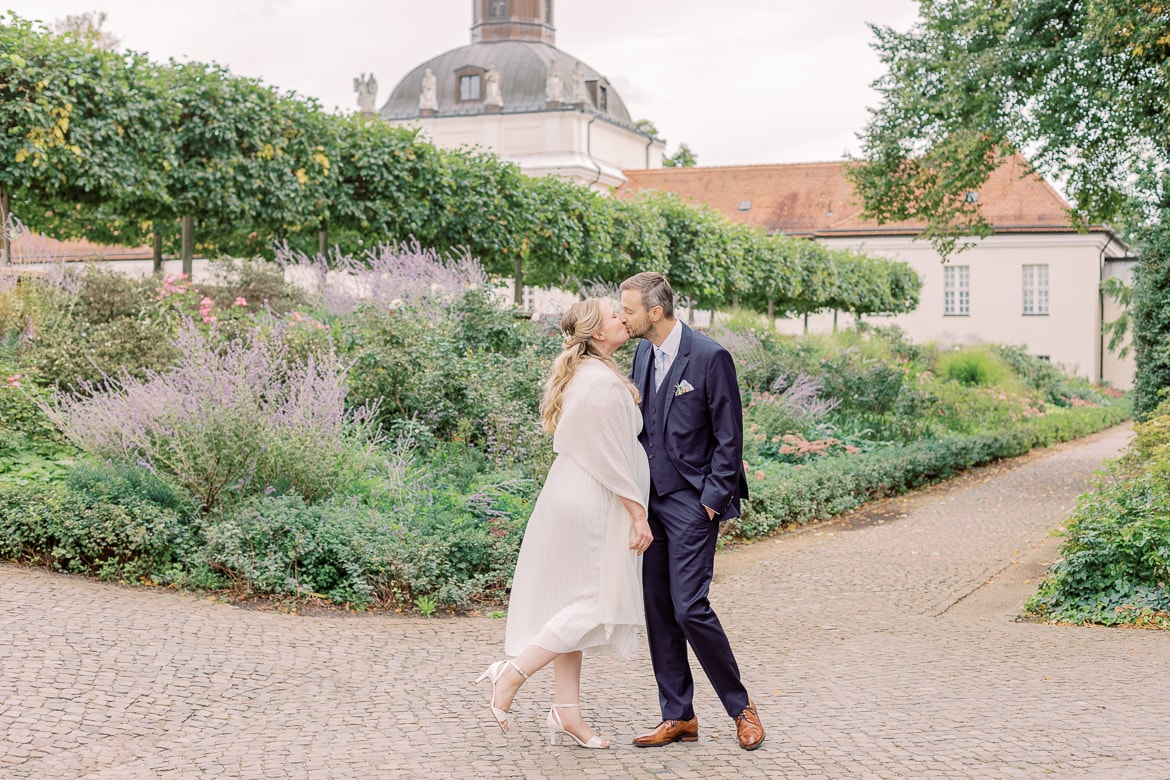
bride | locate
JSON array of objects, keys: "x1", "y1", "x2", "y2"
[{"x1": 477, "y1": 298, "x2": 652, "y2": 749}]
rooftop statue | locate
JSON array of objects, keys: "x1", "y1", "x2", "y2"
[
  {"x1": 570, "y1": 62, "x2": 588, "y2": 105},
  {"x1": 484, "y1": 65, "x2": 503, "y2": 107},
  {"x1": 545, "y1": 60, "x2": 565, "y2": 104},
  {"x1": 354, "y1": 72, "x2": 378, "y2": 114},
  {"x1": 419, "y1": 68, "x2": 438, "y2": 112}
]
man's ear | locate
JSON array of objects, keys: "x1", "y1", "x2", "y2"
[{"x1": 649, "y1": 305, "x2": 664, "y2": 322}]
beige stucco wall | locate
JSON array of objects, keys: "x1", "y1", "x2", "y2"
[
  {"x1": 1101, "y1": 258, "x2": 1138, "y2": 389},
  {"x1": 772, "y1": 232, "x2": 1135, "y2": 389},
  {"x1": 391, "y1": 110, "x2": 662, "y2": 190}
]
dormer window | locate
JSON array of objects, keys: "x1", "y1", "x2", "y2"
[
  {"x1": 489, "y1": 0, "x2": 508, "y2": 19},
  {"x1": 459, "y1": 74, "x2": 481, "y2": 101},
  {"x1": 587, "y1": 80, "x2": 609, "y2": 112}
]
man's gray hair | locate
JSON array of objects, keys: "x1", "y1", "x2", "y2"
[{"x1": 620, "y1": 272, "x2": 675, "y2": 318}]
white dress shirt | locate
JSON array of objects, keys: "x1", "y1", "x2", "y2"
[{"x1": 654, "y1": 320, "x2": 683, "y2": 391}]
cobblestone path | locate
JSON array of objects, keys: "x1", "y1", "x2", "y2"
[{"x1": 3, "y1": 425, "x2": 1168, "y2": 779}]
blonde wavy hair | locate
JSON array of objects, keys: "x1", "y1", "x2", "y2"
[{"x1": 540, "y1": 298, "x2": 641, "y2": 434}]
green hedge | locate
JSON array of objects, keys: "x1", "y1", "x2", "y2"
[
  {"x1": 1025, "y1": 398, "x2": 1170, "y2": 628},
  {"x1": 0, "y1": 400, "x2": 1130, "y2": 608},
  {"x1": 733, "y1": 400, "x2": 1131, "y2": 539}
]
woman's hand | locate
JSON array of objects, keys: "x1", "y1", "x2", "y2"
[
  {"x1": 619, "y1": 496, "x2": 653, "y2": 555},
  {"x1": 629, "y1": 515, "x2": 653, "y2": 555}
]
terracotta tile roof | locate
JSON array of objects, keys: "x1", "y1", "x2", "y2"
[
  {"x1": 619, "y1": 155, "x2": 1089, "y2": 238},
  {"x1": 7, "y1": 233, "x2": 153, "y2": 263}
]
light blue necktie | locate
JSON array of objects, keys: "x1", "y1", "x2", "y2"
[{"x1": 654, "y1": 347, "x2": 666, "y2": 391}]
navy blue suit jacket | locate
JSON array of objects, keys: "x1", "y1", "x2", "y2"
[{"x1": 632, "y1": 324, "x2": 750, "y2": 519}]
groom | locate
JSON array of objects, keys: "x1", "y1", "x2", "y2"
[{"x1": 618, "y1": 272, "x2": 765, "y2": 751}]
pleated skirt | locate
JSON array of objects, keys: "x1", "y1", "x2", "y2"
[{"x1": 504, "y1": 454, "x2": 644, "y2": 660}]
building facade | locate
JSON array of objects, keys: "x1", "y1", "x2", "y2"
[
  {"x1": 622, "y1": 157, "x2": 1135, "y2": 388},
  {"x1": 379, "y1": 0, "x2": 663, "y2": 191}
]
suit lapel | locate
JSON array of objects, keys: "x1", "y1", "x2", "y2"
[{"x1": 635, "y1": 340, "x2": 653, "y2": 403}]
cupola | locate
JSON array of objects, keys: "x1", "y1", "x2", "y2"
[{"x1": 472, "y1": 0, "x2": 556, "y2": 45}]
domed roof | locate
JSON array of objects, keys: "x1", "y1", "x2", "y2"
[{"x1": 379, "y1": 41, "x2": 640, "y2": 132}]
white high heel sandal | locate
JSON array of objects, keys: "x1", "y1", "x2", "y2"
[
  {"x1": 547, "y1": 704, "x2": 609, "y2": 749},
  {"x1": 475, "y1": 659, "x2": 528, "y2": 733}
]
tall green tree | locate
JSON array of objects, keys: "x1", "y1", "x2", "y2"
[
  {"x1": 663, "y1": 143, "x2": 698, "y2": 168},
  {"x1": 851, "y1": 0, "x2": 1169, "y2": 243},
  {"x1": 0, "y1": 14, "x2": 166, "y2": 261},
  {"x1": 51, "y1": 10, "x2": 120, "y2": 50},
  {"x1": 157, "y1": 61, "x2": 332, "y2": 270},
  {"x1": 851, "y1": 0, "x2": 1170, "y2": 413}
]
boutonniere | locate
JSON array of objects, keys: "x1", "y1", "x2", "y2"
[{"x1": 674, "y1": 379, "x2": 695, "y2": 396}]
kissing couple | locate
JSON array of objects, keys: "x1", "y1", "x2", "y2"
[{"x1": 477, "y1": 272, "x2": 765, "y2": 751}]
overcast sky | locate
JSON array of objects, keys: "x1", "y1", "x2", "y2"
[{"x1": 6, "y1": 0, "x2": 922, "y2": 167}]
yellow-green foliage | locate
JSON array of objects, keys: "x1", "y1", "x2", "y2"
[
  {"x1": 0, "y1": 273, "x2": 73, "y2": 352},
  {"x1": 936, "y1": 347, "x2": 1016, "y2": 388},
  {"x1": 720, "y1": 306, "x2": 771, "y2": 334},
  {"x1": 1027, "y1": 399, "x2": 1170, "y2": 628},
  {"x1": 1121, "y1": 398, "x2": 1170, "y2": 481}
]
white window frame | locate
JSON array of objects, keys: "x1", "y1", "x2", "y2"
[
  {"x1": 1022, "y1": 264, "x2": 1049, "y2": 315},
  {"x1": 944, "y1": 265, "x2": 970, "y2": 316}
]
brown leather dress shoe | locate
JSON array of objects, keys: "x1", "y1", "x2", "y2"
[
  {"x1": 735, "y1": 699, "x2": 765, "y2": 750},
  {"x1": 632, "y1": 717, "x2": 699, "y2": 747}
]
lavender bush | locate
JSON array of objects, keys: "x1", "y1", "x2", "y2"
[
  {"x1": 744, "y1": 372, "x2": 840, "y2": 446},
  {"x1": 276, "y1": 239, "x2": 488, "y2": 319},
  {"x1": 44, "y1": 321, "x2": 382, "y2": 511}
]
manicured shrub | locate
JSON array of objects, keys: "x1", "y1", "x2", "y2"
[
  {"x1": 1026, "y1": 474, "x2": 1170, "y2": 627},
  {"x1": 733, "y1": 399, "x2": 1131, "y2": 540},
  {"x1": 0, "y1": 464, "x2": 185, "y2": 582},
  {"x1": 27, "y1": 316, "x2": 181, "y2": 392},
  {"x1": 1026, "y1": 398, "x2": 1170, "y2": 627},
  {"x1": 991, "y1": 344, "x2": 1108, "y2": 407},
  {"x1": 199, "y1": 474, "x2": 531, "y2": 609}
]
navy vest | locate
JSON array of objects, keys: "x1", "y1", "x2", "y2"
[{"x1": 640, "y1": 357, "x2": 689, "y2": 497}]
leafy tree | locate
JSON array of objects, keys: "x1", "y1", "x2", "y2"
[
  {"x1": 779, "y1": 240, "x2": 838, "y2": 332},
  {"x1": 0, "y1": 14, "x2": 167, "y2": 262},
  {"x1": 428, "y1": 146, "x2": 533, "y2": 286},
  {"x1": 154, "y1": 66, "x2": 334, "y2": 267},
  {"x1": 663, "y1": 143, "x2": 698, "y2": 168},
  {"x1": 51, "y1": 10, "x2": 120, "y2": 50},
  {"x1": 634, "y1": 119, "x2": 661, "y2": 139},
  {"x1": 851, "y1": 0, "x2": 1169, "y2": 249},
  {"x1": 1131, "y1": 219, "x2": 1170, "y2": 418},
  {"x1": 738, "y1": 233, "x2": 804, "y2": 322},
  {"x1": 851, "y1": 0, "x2": 1170, "y2": 413},
  {"x1": 608, "y1": 196, "x2": 669, "y2": 279}
]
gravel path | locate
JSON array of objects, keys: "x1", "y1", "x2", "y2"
[{"x1": 3, "y1": 424, "x2": 1167, "y2": 779}]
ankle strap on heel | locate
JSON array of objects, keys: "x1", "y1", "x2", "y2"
[{"x1": 508, "y1": 659, "x2": 529, "y2": 680}]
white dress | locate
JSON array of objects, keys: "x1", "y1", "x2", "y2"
[{"x1": 504, "y1": 358, "x2": 651, "y2": 660}]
